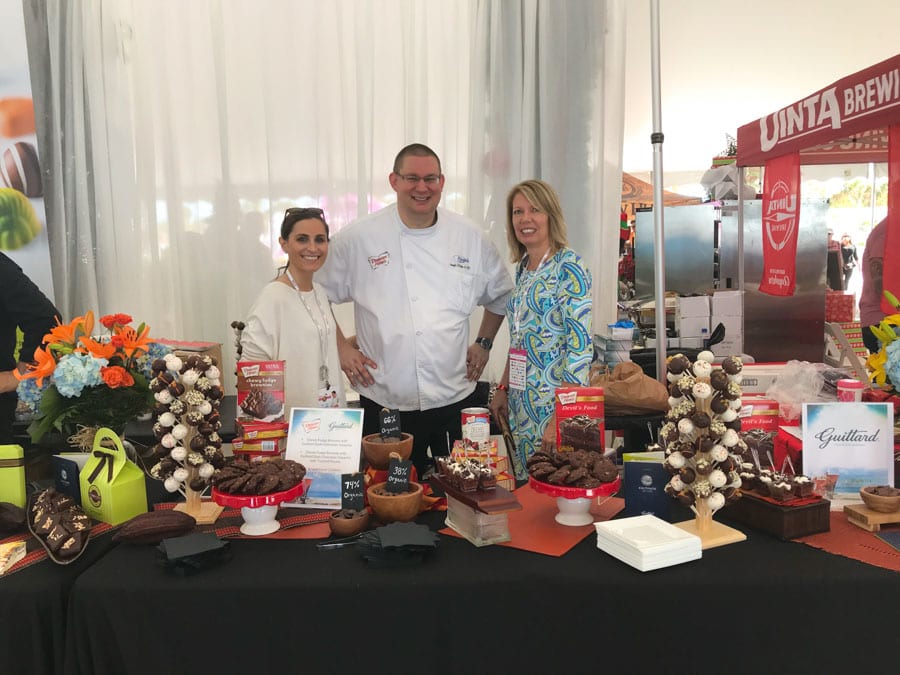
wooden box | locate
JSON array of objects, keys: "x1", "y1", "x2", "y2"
[{"x1": 723, "y1": 493, "x2": 830, "y2": 540}]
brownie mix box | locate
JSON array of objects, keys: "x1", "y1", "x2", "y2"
[
  {"x1": 555, "y1": 386, "x2": 605, "y2": 452},
  {"x1": 236, "y1": 360, "x2": 285, "y2": 422}
]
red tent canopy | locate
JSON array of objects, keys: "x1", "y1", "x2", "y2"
[
  {"x1": 734, "y1": 53, "x2": 899, "y2": 317},
  {"x1": 736, "y1": 53, "x2": 899, "y2": 167}
]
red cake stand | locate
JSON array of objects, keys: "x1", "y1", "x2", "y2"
[
  {"x1": 529, "y1": 476, "x2": 621, "y2": 526},
  {"x1": 212, "y1": 482, "x2": 304, "y2": 536}
]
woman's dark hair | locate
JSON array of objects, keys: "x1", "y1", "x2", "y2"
[{"x1": 280, "y1": 207, "x2": 329, "y2": 240}]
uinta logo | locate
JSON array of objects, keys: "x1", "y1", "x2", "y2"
[
  {"x1": 88, "y1": 484, "x2": 102, "y2": 508},
  {"x1": 763, "y1": 179, "x2": 797, "y2": 251},
  {"x1": 241, "y1": 364, "x2": 261, "y2": 377}
]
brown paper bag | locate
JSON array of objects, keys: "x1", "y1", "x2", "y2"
[{"x1": 589, "y1": 362, "x2": 669, "y2": 415}]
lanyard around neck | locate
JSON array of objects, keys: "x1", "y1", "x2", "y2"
[{"x1": 285, "y1": 268, "x2": 330, "y2": 386}]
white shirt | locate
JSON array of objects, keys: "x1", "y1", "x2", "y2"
[
  {"x1": 318, "y1": 204, "x2": 512, "y2": 411},
  {"x1": 240, "y1": 281, "x2": 346, "y2": 410}
]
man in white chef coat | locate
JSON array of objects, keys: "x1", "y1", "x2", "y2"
[{"x1": 318, "y1": 143, "x2": 513, "y2": 475}]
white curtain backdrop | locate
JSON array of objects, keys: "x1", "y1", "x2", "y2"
[{"x1": 23, "y1": 0, "x2": 625, "y2": 389}]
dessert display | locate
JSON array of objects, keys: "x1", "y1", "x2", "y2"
[
  {"x1": 147, "y1": 352, "x2": 226, "y2": 496},
  {"x1": 559, "y1": 415, "x2": 603, "y2": 452},
  {"x1": 660, "y1": 352, "x2": 745, "y2": 519},
  {"x1": 526, "y1": 449, "x2": 620, "y2": 526},
  {"x1": 436, "y1": 456, "x2": 497, "y2": 491},
  {"x1": 27, "y1": 488, "x2": 92, "y2": 564},
  {"x1": 211, "y1": 457, "x2": 307, "y2": 496},
  {"x1": 527, "y1": 449, "x2": 618, "y2": 489}
]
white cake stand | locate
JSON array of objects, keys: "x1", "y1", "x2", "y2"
[
  {"x1": 529, "y1": 476, "x2": 622, "y2": 526},
  {"x1": 212, "y1": 482, "x2": 304, "y2": 536}
]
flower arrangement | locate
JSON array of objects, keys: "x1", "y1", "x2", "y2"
[
  {"x1": 864, "y1": 291, "x2": 900, "y2": 388},
  {"x1": 15, "y1": 311, "x2": 170, "y2": 442}
]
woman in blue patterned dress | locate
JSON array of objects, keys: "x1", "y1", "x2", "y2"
[{"x1": 488, "y1": 180, "x2": 593, "y2": 479}]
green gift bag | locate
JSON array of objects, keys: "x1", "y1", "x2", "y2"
[
  {"x1": 79, "y1": 428, "x2": 147, "y2": 525},
  {"x1": 0, "y1": 444, "x2": 26, "y2": 508}
]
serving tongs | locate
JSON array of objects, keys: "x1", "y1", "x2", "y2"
[{"x1": 316, "y1": 533, "x2": 364, "y2": 550}]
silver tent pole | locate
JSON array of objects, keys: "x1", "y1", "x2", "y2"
[{"x1": 650, "y1": 0, "x2": 667, "y2": 382}]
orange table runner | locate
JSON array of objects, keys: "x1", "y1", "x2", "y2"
[{"x1": 441, "y1": 483, "x2": 624, "y2": 556}]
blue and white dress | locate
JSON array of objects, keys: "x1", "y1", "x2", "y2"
[{"x1": 506, "y1": 247, "x2": 593, "y2": 478}]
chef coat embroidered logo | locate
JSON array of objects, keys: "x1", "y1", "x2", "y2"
[
  {"x1": 368, "y1": 251, "x2": 390, "y2": 270},
  {"x1": 450, "y1": 254, "x2": 470, "y2": 270}
]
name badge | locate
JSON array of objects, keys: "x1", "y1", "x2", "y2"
[
  {"x1": 317, "y1": 385, "x2": 339, "y2": 408},
  {"x1": 508, "y1": 348, "x2": 527, "y2": 391}
]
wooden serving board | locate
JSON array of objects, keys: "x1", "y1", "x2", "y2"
[
  {"x1": 433, "y1": 476, "x2": 522, "y2": 515},
  {"x1": 844, "y1": 503, "x2": 900, "y2": 532}
]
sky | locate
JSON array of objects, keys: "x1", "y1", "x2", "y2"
[{"x1": 622, "y1": 0, "x2": 900, "y2": 181}]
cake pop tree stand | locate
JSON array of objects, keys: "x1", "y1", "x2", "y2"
[
  {"x1": 174, "y1": 478, "x2": 224, "y2": 525},
  {"x1": 530, "y1": 476, "x2": 622, "y2": 527},
  {"x1": 674, "y1": 499, "x2": 746, "y2": 549}
]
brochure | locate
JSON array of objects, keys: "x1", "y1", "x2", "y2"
[
  {"x1": 801, "y1": 402, "x2": 894, "y2": 508},
  {"x1": 283, "y1": 407, "x2": 364, "y2": 509},
  {"x1": 621, "y1": 451, "x2": 670, "y2": 520}
]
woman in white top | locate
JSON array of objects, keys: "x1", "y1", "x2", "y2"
[{"x1": 241, "y1": 207, "x2": 345, "y2": 409}]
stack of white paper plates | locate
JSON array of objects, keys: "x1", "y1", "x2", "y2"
[{"x1": 595, "y1": 515, "x2": 702, "y2": 571}]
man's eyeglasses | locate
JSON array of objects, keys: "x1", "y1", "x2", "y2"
[
  {"x1": 284, "y1": 207, "x2": 325, "y2": 219},
  {"x1": 396, "y1": 174, "x2": 441, "y2": 186}
]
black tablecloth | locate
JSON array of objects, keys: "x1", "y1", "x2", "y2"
[
  {"x1": 63, "y1": 509, "x2": 899, "y2": 675},
  {"x1": 0, "y1": 535, "x2": 115, "y2": 675}
]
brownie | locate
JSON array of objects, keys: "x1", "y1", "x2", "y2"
[
  {"x1": 559, "y1": 415, "x2": 602, "y2": 452},
  {"x1": 240, "y1": 390, "x2": 283, "y2": 419}
]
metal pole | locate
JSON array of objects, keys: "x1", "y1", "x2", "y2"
[{"x1": 650, "y1": 0, "x2": 666, "y2": 382}]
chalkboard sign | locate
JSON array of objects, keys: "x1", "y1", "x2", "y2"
[
  {"x1": 341, "y1": 472, "x2": 366, "y2": 511},
  {"x1": 385, "y1": 457, "x2": 412, "y2": 494},
  {"x1": 379, "y1": 408, "x2": 402, "y2": 440}
]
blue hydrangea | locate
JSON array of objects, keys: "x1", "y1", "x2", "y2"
[
  {"x1": 16, "y1": 376, "x2": 47, "y2": 411},
  {"x1": 137, "y1": 341, "x2": 172, "y2": 378},
  {"x1": 52, "y1": 352, "x2": 107, "y2": 398},
  {"x1": 884, "y1": 339, "x2": 900, "y2": 385}
]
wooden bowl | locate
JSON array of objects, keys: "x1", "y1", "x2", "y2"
[
  {"x1": 328, "y1": 509, "x2": 371, "y2": 537},
  {"x1": 859, "y1": 486, "x2": 900, "y2": 513},
  {"x1": 361, "y1": 432, "x2": 414, "y2": 470},
  {"x1": 366, "y1": 481, "x2": 423, "y2": 523}
]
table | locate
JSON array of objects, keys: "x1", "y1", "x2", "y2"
[
  {"x1": 0, "y1": 534, "x2": 115, "y2": 675},
  {"x1": 63, "y1": 508, "x2": 899, "y2": 675}
]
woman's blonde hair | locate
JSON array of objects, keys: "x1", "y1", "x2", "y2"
[{"x1": 504, "y1": 179, "x2": 568, "y2": 263}]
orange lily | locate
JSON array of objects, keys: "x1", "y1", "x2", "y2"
[
  {"x1": 79, "y1": 335, "x2": 117, "y2": 360},
  {"x1": 15, "y1": 345, "x2": 57, "y2": 386},
  {"x1": 116, "y1": 323, "x2": 152, "y2": 359},
  {"x1": 43, "y1": 311, "x2": 94, "y2": 350}
]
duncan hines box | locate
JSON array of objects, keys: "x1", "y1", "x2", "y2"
[
  {"x1": 555, "y1": 386, "x2": 605, "y2": 452},
  {"x1": 236, "y1": 360, "x2": 286, "y2": 422}
]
